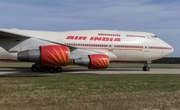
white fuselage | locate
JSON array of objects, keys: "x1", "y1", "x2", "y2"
[{"x1": 0, "y1": 29, "x2": 173, "y2": 62}]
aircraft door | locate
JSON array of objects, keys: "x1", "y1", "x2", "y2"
[
  {"x1": 108, "y1": 41, "x2": 114, "y2": 51},
  {"x1": 120, "y1": 31, "x2": 126, "y2": 39},
  {"x1": 144, "y1": 43, "x2": 149, "y2": 52}
]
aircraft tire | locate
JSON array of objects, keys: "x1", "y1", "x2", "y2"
[
  {"x1": 39, "y1": 66, "x2": 45, "y2": 72},
  {"x1": 48, "y1": 67, "x2": 55, "y2": 73},
  {"x1": 56, "y1": 67, "x2": 62, "y2": 73},
  {"x1": 143, "y1": 66, "x2": 150, "y2": 71},
  {"x1": 31, "y1": 66, "x2": 38, "y2": 72}
]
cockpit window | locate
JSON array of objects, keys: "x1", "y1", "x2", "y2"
[
  {"x1": 154, "y1": 35, "x2": 158, "y2": 38},
  {"x1": 151, "y1": 35, "x2": 158, "y2": 38}
]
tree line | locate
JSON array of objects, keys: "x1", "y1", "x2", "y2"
[{"x1": 152, "y1": 57, "x2": 180, "y2": 64}]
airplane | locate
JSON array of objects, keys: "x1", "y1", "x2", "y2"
[{"x1": 0, "y1": 28, "x2": 173, "y2": 73}]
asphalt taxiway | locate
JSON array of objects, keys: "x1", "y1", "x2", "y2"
[{"x1": 0, "y1": 68, "x2": 180, "y2": 76}]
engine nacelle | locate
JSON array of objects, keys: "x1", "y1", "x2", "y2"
[
  {"x1": 74, "y1": 54, "x2": 109, "y2": 69},
  {"x1": 18, "y1": 45, "x2": 70, "y2": 66}
]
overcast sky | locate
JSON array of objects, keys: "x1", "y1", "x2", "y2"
[{"x1": 0, "y1": 0, "x2": 179, "y2": 57}]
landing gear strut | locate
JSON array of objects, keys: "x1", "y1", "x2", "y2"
[
  {"x1": 31, "y1": 64, "x2": 62, "y2": 73},
  {"x1": 143, "y1": 62, "x2": 150, "y2": 71}
]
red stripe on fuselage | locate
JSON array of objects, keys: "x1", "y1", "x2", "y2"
[{"x1": 65, "y1": 43, "x2": 172, "y2": 51}]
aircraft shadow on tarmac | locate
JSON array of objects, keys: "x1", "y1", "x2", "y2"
[
  {"x1": 0, "y1": 68, "x2": 143, "y2": 76},
  {"x1": 63, "y1": 68, "x2": 142, "y2": 72}
]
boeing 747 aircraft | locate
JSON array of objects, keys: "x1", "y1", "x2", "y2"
[{"x1": 0, "y1": 28, "x2": 173, "y2": 72}]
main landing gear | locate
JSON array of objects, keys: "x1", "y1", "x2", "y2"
[
  {"x1": 143, "y1": 62, "x2": 150, "y2": 71},
  {"x1": 31, "y1": 64, "x2": 62, "y2": 73}
]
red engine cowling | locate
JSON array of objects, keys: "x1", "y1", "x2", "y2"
[
  {"x1": 89, "y1": 54, "x2": 109, "y2": 69},
  {"x1": 41, "y1": 45, "x2": 70, "y2": 66},
  {"x1": 17, "y1": 45, "x2": 70, "y2": 67},
  {"x1": 73, "y1": 54, "x2": 109, "y2": 69}
]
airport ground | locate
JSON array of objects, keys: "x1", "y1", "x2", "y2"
[
  {"x1": 0, "y1": 62, "x2": 180, "y2": 69},
  {"x1": 0, "y1": 62, "x2": 180, "y2": 110}
]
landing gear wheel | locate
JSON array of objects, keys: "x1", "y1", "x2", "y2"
[
  {"x1": 31, "y1": 65, "x2": 38, "y2": 72},
  {"x1": 56, "y1": 67, "x2": 62, "y2": 73},
  {"x1": 143, "y1": 66, "x2": 150, "y2": 71},
  {"x1": 39, "y1": 66, "x2": 45, "y2": 72},
  {"x1": 48, "y1": 67, "x2": 55, "y2": 73}
]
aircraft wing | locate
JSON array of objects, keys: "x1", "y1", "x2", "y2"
[
  {"x1": 0, "y1": 29, "x2": 105, "y2": 59},
  {"x1": 0, "y1": 29, "x2": 78, "y2": 49},
  {"x1": 0, "y1": 29, "x2": 31, "y2": 38}
]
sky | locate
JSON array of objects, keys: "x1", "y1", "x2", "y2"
[{"x1": 0, "y1": 0, "x2": 179, "y2": 57}]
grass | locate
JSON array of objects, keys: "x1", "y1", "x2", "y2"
[
  {"x1": 0, "y1": 62, "x2": 180, "y2": 69},
  {"x1": 0, "y1": 62, "x2": 33, "y2": 69},
  {"x1": 1, "y1": 74, "x2": 180, "y2": 110},
  {"x1": 0, "y1": 62, "x2": 180, "y2": 109}
]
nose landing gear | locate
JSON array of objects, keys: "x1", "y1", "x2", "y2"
[
  {"x1": 143, "y1": 62, "x2": 150, "y2": 71},
  {"x1": 143, "y1": 65, "x2": 150, "y2": 71}
]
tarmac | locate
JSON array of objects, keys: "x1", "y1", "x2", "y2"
[{"x1": 0, "y1": 68, "x2": 180, "y2": 76}]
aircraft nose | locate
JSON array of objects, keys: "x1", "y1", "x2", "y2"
[
  {"x1": 170, "y1": 46, "x2": 174, "y2": 54},
  {"x1": 163, "y1": 44, "x2": 174, "y2": 56}
]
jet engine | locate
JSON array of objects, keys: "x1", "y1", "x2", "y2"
[
  {"x1": 74, "y1": 54, "x2": 109, "y2": 69},
  {"x1": 17, "y1": 45, "x2": 70, "y2": 66}
]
